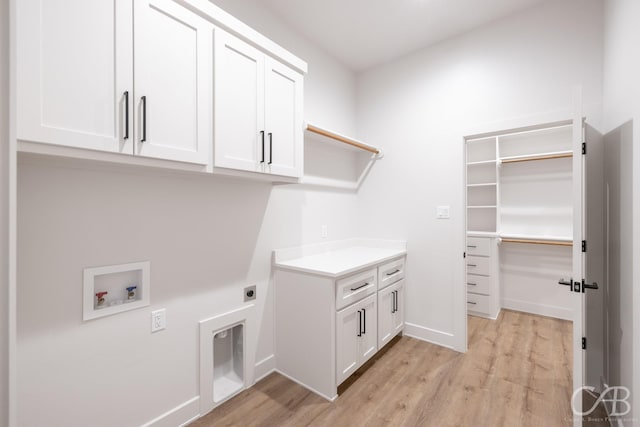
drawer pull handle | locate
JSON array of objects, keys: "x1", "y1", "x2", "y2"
[
  {"x1": 350, "y1": 282, "x2": 370, "y2": 292},
  {"x1": 357, "y1": 310, "x2": 362, "y2": 337},
  {"x1": 260, "y1": 131, "x2": 265, "y2": 163},
  {"x1": 467, "y1": 245, "x2": 477, "y2": 248},
  {"x1": 467, "y1": 301, "x2": 477, "y2": 305},
  {"x1": 467, "y1": 264, "x2": 477, "y2": 267},
  {"x1": 467, "y1": 282, "x2": 477, "y2": 286},
  {"x1": 386, "y1": 269, "x2": 401, "y2": 276}
]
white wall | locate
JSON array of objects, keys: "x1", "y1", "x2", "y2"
[
  {"x1": 355, "y1": 0, "x2": 603, "y2": 350},
  {"x1": 16, "y1": 1, "x2": 358, "y2": 426},
  {"x1": 1, "y1": 0, "x2": 10, "y2": 424},
  {"x1": 602, "y1": 0, "x2": 640, "y2": 423}
]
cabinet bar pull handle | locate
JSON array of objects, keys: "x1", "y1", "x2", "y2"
[
  {"x1": 467, "y1": 264, "x2": 477, "y2": 267},
  {"x1": 260, "y1": 131, "x2": 265, "y2": 163},
  {"x1": 467, "y1": 245, "x2": 477, "y2": 248},
  {"x1": 386, "y1": 269, "x2": 401, "y2": 276},
  {"x1": 268, "y1": 132, "x2": 273, "y2": 164},
  {"x1": 357, "y1": 310, "x2": 362, "y2": 337},
  {"x1": 467, "y1": 301, "x2": 477, "y2": 305},
  {"x1": 124, "y1": 91, "x2": 129, "y2": 140},
  {"x1": 391, "y1": 291, "x2": 395, "y2": 314},
  {"x1": 350, "y1": 282, "x2": 369, "y2": 292},
  {"x1": 467, "y1": 282, "x2": 477, "y2": 286},
  {"x1": 395, "y1": 290, "x2": 398, "y2": 312},
  {"x1": 141, "y1": 96, "x2": 147, "y2": 142},
  {"x1": 362, "y1": 308, "x2": 366, "y2": 334}
]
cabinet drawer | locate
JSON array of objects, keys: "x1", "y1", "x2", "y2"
[
  {"x1": 466, "y1": 237, "x2": 491, "y2": 257},
  {"x1": 467, "y1": 293, "x2": 491, "y2": 315},
  {"x1": 378, "y1": 257, "x2": 405, "y2": 290},
  {"x1": 466, "y1": 274, "x2": 492, "y2": 295},
  {"x1": 466, "y1": 256, "x2": 491, "y2": 276},
  {"x1": 336, "y1": 268, "x2": 377, "y2": 311}
]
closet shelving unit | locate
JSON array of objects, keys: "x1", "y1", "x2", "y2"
[
  {"x1": 299, "y1": 122, "x2": 383, "y2": 190},
  {"x1": 465, "y1": 121, "x2": 575, "y2": 320}
]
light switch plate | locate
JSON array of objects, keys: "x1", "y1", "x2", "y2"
[
  {"x1": 436, "y1": 206, "x2": 451, "y2": 219},
  {"x1": 151, "y1": 308, "x2": 166, "y2": 333}
]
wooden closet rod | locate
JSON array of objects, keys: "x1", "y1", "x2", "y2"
[
  {"x1": 501, "y1": 152, "x2": 573, "y2": 164},
  {"x1": 306, "y1": 124, "x2": 380, "y2": 154},
  {"x1": 501, "y1": 238, "x2": 573, "y2": 247}
]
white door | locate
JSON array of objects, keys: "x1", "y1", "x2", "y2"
[
  {"x1": 377, "y1": 284, "x2": 395, "y2": 348},
  {"x1": 568, "y1": 104, "x2": 585, "y2": 423},
  {"x1": 583, "y1": 124, "x2": 605, "y2": 393},
  {"x1": 264, "y1": 58, "x2": 303, "y2": 178},
  {"x1": 134, "y1": 0, "x2": 211, "y2": 164},
  {"x1": 392, "y1": 281, "x2": 405, "y2": 336},
  {"x1": 336, "y1": 303, "x2": 360, "y2": 385},
  {"x1": 214, "y1": 30, "x2": 265, "y2": 173},
  {"x1": 17, "y1": 0, "x2": 133, "y2": 153},
  {"x1": 358, "y1": 295, "x2": 378, "y2": 365}
]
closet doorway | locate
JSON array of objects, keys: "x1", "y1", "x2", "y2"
[{"x1": 464, "y1": 118, "x2": 605, "y2": 421}]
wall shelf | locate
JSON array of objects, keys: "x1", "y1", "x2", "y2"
[
  {"x1": 301, "y1": 122, "x2": 382, "y2": 190},
  {"x1": 305, "y1": 123, "x2": 382, "y2": 156}
]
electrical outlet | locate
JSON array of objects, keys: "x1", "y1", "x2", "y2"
[
  {"x1": 244, "y1": 285, "x2": 256, "y2": 302},
  {"x1": 321, "y1": 225, "x2": 328, "y2": 239},
  {"x1": 151, "y1": 308, "x2": 166, "y2": 333}
]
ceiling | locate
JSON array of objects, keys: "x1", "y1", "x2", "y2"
[{"x1": 260, "y1": 0, "x2": 549, "y2": 71}]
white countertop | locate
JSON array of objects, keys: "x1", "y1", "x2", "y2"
[{"x1": 273, "y1": 239, "x2": 406, "y2": 278}]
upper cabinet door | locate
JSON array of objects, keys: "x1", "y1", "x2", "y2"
[
  {"x1": 134, "y1": 0, "x2": 212, "y2": 165},
  {"x1": 214, "y1": 30, "x2": 265, "y2": 173},
  {"x1": 264, "y1": 58, "x2": 303, "y2": 178},
  {"x1": 17, "y1": 0, "x2": 133, "y2": 153}
]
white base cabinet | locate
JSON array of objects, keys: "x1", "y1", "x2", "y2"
[
  {"x1": 466, "y1": 236, "x2": 500, "y2": 319},
  {"x1": 336, "y1": 294, "x2": 377, "y2": 385},
  {"x1": 378, "y1": 279, "x2": 405, "y2": 349},
  {"x1": 274, "y1": 254, "x2": 406, "y2": 401}
]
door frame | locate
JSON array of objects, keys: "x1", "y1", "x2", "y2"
[{"x1": 459, "y1": 89, "x2": 586, "y2": 426}]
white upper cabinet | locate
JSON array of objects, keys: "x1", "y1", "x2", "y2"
[
  {"x1": 17, "y1": 0, "x2": 133, "y2": 154},
  {"x1": 16, "y1": 0, "x2": 306, "y2": 175},
  {"x1": 133, "y1": 0, "x2": 212, "y2": 165},
  {"x1": 264, "y1": 58, "x2": 304, "y2": 177},
  {"x1": 214, "y1": 30, "x2": 265, "y2": 173},
  {"x1": 214, "y1": 31, "x2": 304, "y2": 178}
]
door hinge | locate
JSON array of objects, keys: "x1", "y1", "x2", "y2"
[
  {"x1": 582, "y1": 142, "x2": 587, "y2": 155},
  {"x1": 582, "y1": 240, "x2": 587, "y2": 252},
  {"x1": 463, "y1": 252, "x2": 466, "y2": 258},
  {"x1": 582, "y1": 337, "x2": 587, "y2": 350}
]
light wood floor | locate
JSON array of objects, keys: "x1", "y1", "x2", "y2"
[{"x1": 192, "y1": 310, "x2": 575, "y2": 427}]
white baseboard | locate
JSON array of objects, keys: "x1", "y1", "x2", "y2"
[
  {"x1": 141, "y1": 396, "x2": 200, "y2": 427},
  {"x1": 141, "y1": 355, "x2": 277, "y2": 427},
  {"x1": 501, "y1": 298, "x2": 572, "y2": 321},
  {"x1": 254, "y1": 354, "x2": 276, "y2": 383},
  {"x1": 403, "y1": 323, "x2": 456, "y2": 350},
  {"x1": 274, "y1": 369, "x2": 338, "y2": 402}
]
